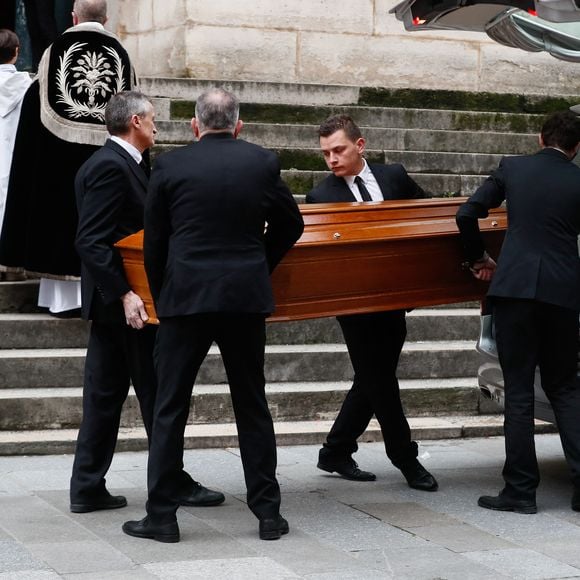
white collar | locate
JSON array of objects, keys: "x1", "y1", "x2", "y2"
[
  {"x1": 110, "y1": 136, "x2": 142, "y2": 164},
  {"x1": 0, "y1": 64, "x2": 17, "y2": 73},
  {"x1": 344, "y1": 158, "x2": 372, "y2": 187},
  {"x1": 68, "y1": 22, "x2": 106, "y2": 33}
]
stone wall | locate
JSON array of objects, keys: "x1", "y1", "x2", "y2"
[{"x1": 107, "y1": 0, "x2": 579, "y2": 97}]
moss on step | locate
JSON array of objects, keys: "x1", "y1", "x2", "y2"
[
  {"x1": 450, "y1": 111, "x2": 543, "y2": 133},
  {"x1": 359, "y1": 88, "x2": 578, "y2": 114}
]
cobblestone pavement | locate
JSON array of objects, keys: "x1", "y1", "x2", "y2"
[{"x1": 1, "y1": 435, "x2": 579, "y2": 579}]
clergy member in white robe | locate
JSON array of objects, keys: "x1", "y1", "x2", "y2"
[{"x1": 0, "y1": 29, "x2": 31, "y2": 236}]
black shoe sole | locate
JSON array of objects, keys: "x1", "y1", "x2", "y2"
[
  {"x1": 260, "y1": 523, "x2": 289, "y2": 541},
  {"x1": 409, "y1": 483, "x2": 439, "y2": 492},
  {"x1": 70, "y1": 500, "x2": 128, "y2": 513},
  {"x1": 122, "y1": 525, "x2": 179, "y2": 543},
  {"x1": 477, "y1": 498, "x2": 537, "y2": 514},
  {"x1": 316, "y1": 462, "x2": 376, "y2": 481},
  {"x1": 179, "y1": 496, "x2": 225, "y2": 507}
]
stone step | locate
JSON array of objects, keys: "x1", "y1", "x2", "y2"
[
  {"x1": 0, "y1": 280, "x2": 40, "y2": 313},
  {"x1": 140, "y1": 77, "x2": 577, "y2": 114},
  {"x1": 282, "y1": 169, "x2": 486, "y2": 197},
  {"x1": 0, "y1": 309, "x2": 479, "y2": 349},
  {"x1": 169, "y1": 101, "x2": 543, "y2": 134},
  {"x1": 0, "y1": 341, "x2": 479, "y2": 389},
  {"x1": 0, "y1": 314, "x2": 89, "y2": 349},
  {"x1": 0, "y1": 415, "x2": 556, "y2": 456},
  {"x1": 155, "y1": 121, "x2": 537, "y2": 155},
  {"x1": 383, "y1": 150, "x2": 504, "y2": 176},
  {"x1": 152, "y1": 145, "x2": 503, "y2": 182},
  {"x1": 0, "y1": 378, "x2": 492, "y2": 431}
]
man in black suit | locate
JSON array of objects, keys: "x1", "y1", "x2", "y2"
[
  {"x1": 456, "y1": 111, "x2": 580, "y2": 514},
  {"x1": 71, "y1": 91, "x2": 224, "y2": 513},
  {"x1": 122, "y1": 88, "x2": 304, "y2": 543},
  {"x1": 306, "y1": 115, "x2": 438, "y2": 492}
]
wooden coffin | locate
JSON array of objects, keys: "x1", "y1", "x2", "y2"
[{"x1": 115, "y1": 197, "x2": 506, "y2": 324}]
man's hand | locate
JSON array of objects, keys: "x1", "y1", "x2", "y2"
[
  {"x1": 470, "y1": 253, "x2": 497, "y2": 282},
  {"x1": 121, "y1": 290, "x2": 149, "y2": 329}
]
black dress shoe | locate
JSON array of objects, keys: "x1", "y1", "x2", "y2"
[
  {"x1": 122, "y1": 516, "x2": 180, "y2": 543},
  {"x1": 179, "y1": 481, "x2": 225, "y2": 507},
  {"x1": 259, "y1": 515, "x2": 289, "y2": 540},
  {"x1": 70, "y1": 493, "x2": 127, "y2": 513},
  {"x1": 572, "y1": 489, "x2": 580, "y2": 512},
  {"x1": 317, "y1": 457, "x2": 376, "y2": 481},
  {"x1": 400, "y1": 459, "x2": 438, "y2": 492},
  {"x1": 478, "y1": 493, "x2": 537, "y2": 514}
]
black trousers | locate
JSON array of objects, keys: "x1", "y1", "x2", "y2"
[
  {"x1": 70, "y1": 321, "x2": 192, "y2": 502},
  {"x1": 494, "y1": 297, "x2": 580, "y2": 499},
  {"x1": 23, "y1": 0, "x2": 57, "y2": 68},
  {"x1": 320, "y1": 310, "x2": 418, "y2": 468},
  {"x1": 147, "y1": 313, "x2": 280, "y2": 524}
]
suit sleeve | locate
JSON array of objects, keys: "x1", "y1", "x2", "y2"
[
  {"x1": 144, "y1": 162, "x2": 170, "y2": 304},
  {"x1": 264, "y1": 155, "x2": 305, "y2": 272},
  {"x1": 75, "y1": 158, "x2": 131, "y2": 303},
  {"x1": 398, "y1": 165, "x2": 427, "y2": 199},
  {"x1": 456, "y1": 160, "x2": 507, "y2": 263}
]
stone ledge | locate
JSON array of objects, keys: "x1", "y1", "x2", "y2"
[{"x1": 0, "y1": 415, "x2": 555, "y2": 456}]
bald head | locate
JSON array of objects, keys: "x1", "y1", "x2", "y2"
[
  {"x1": 72, "y1": 0, "x2": 107, "y2": 24},
  {"x1": 194, "y1": 88, "x2": 240, "y2": 134}
]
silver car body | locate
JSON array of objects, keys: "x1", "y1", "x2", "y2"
[{"x1": 476, "y1": 312, "x2": 556, "y2": 423}]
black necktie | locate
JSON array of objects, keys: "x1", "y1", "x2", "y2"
[
  {"x1": 354, "y1": 175, "x2": 372, "y2": 201},
  {"x1": 139, "y1": 160, "x2": 150, "y2": 178}
]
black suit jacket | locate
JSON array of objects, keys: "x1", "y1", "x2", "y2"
[
  {"x1": 305, "y1": 163, "x2": 426, "y2": 203},
  {"x1": 144, "y1": 133, "x2": 304, "y2": 318},
  {"x1": 75, "y1": 139, "x2": 149, "y2": 323},
  {"x1": 456, "y1": 148, "x2": 580, "y2": 311}
]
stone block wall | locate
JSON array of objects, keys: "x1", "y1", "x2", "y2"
[{"x1": 107, "y1": 0, "x2": 579, "y2": 97}]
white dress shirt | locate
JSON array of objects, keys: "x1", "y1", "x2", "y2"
[
  {"x1": 343, "y1": 159, "x2": 383, "y2": 202},
  {"x1": 110, "y1": 135, "x2": 142, "y2": 164}
]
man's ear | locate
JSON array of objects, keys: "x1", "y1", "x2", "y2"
[
  {"x1": 538, "y1": 134, "x2": 545, "y2": 148},
  {"x1": 233, "y1": 119, "x2": 244, "y2": 138},
  {"x1": 191, "y1": 117, "x2": 200, "y2": 139},
  {"x1": 131, "y1": 114, "x2": 142, "y2": 130},
  {"x1": 356, "y1": 137, "x2": 366, "y2": 155}
]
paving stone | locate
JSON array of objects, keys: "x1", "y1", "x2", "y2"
[
  {"x1": 354, "y1": 501, "x2": 460, "y2": 528},
  {"x1": 0, "y1": 497, "x2": 93, "y2": 544},
  {"x1": 354, "y1": 546, "x2": 509, "y2": 580},
  {"x1": 305, "y1": 572, "x2": 393, "y2": 580},
  {"x1": 26, "y1": 541, "x2": 135, "y2": 575},
  {"x1": 411, "y1": 522, "x2": 515, "y2": 552},
  {"x1": 464, "y1": 548, "x2": 580, "y2": 579},
  {"x1": 87, "y1": 507, "x2": 255, "y2": 565},
  {"x1": 144, "y1": 557, "x2": 299, "y2": 579},
  {"x1": 0, "y1": 541, "x2": 45, "y2": 573},
  {"x1": 0, "y1": 572, "x2": 61, "y2": 580},
  {"x1": 281, "y1": 492, "x2": 427, "y2": 552},
  {"x1": 63, "y1": 570, "x2": 158, "y2": 580}
]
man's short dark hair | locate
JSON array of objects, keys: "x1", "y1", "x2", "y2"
[
  {"x1": 541, "y1": 111, "x2": 580, "y2": 152},
  {"x1": 105, "y1": 91, "x2": 152, "y2": 136},
  {"x1": 318, "y1": 115, "x2": 363, "y2": 142},
  {"x1": 195, "y1": 88, "x2": 239, "y2": 133},
  {"x1": 0, "y1": 29, "x2": 19, "y2": 64}
]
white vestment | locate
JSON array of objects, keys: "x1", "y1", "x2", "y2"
[{"x1": 0, "y1": 64, "x2": 31, "y2": 234}]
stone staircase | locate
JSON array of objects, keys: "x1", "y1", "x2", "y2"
[{"x1": 1, "y1": 78, "x2": 569, "y2": 456}]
